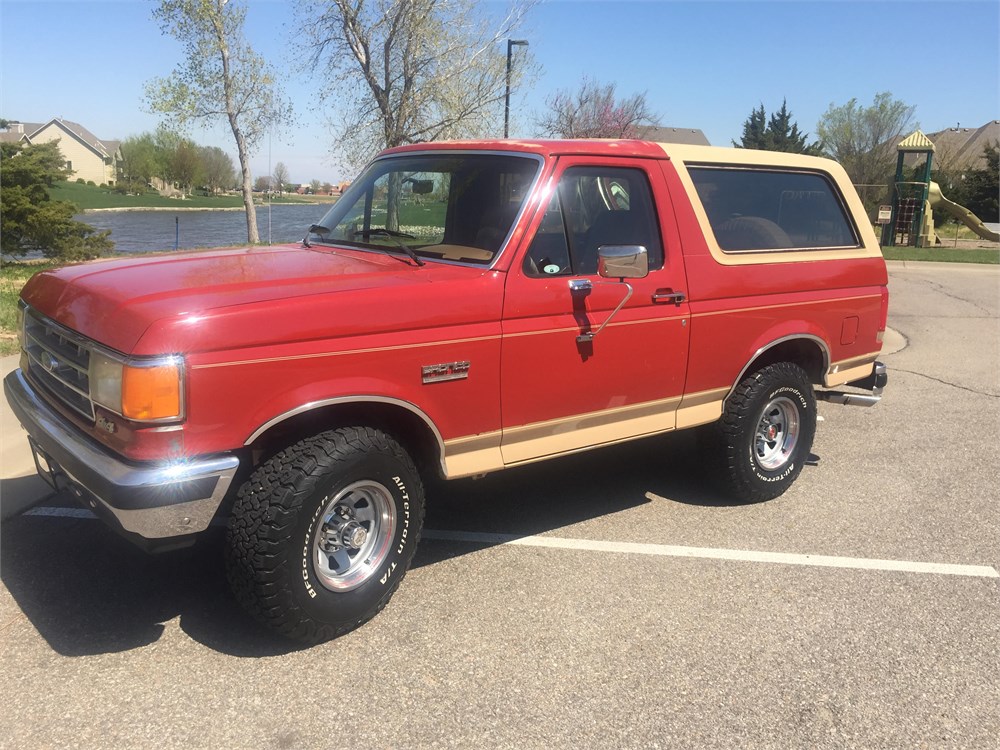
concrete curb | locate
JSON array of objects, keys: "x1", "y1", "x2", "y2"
[
  {"x1": 880, "y1": 327, "x2": 907, "y2": 357},
  {"x1": 885, "y1": 259, "x2": 1000, "y2": 271}
]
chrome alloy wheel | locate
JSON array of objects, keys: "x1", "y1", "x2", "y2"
[
  {"x1": 312, "y1": 481, "x2": 396, "y2": 592},
  {"x1": 753, "y1": 396, "x2": 800, "y2": 471}
]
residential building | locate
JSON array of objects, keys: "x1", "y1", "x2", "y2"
[
  {"x1": 1, "y1": 118, "x2": 121, "y2": 185},
  {"x1": 900, "y1": 120, "x2": 999, "y2": 172},
  {"x1": 636, "y1": 125, "x2": 711, "y2": 146}
]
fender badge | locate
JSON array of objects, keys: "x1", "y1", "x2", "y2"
[{"x1": 422, "y1": 361, "x2": 471, "y2": 384}]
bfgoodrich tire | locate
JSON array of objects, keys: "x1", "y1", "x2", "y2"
[
  {"x1": 715, "y1": 362, "x2": 817, "y2": 503},
  {"x1": 226, "y1": 426, "x2": 424, "y2": 644}
]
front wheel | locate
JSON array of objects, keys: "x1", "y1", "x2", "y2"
[
  {"x1": 226, "y1": 426, "x2": 425, "y2": 643},
  {"x1": 715, "y1": 362, "x2": 817, "y2": 503}
]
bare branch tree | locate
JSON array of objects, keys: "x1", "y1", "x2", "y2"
[
  {"x1": 147, "y1": 0, "x2": 293, "y2": 243},
  {"x1": 272, "y1": 161, "x2": 290, "y2": 194},
  {"x1": 538, "y1": 79, "x2": 655, "y2": 139},
  {"x1": 302, "y1": 0, "x2": 537, "y2": 167}
]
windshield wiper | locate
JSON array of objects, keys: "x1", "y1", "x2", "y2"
[
  {"x1": 352, "y1": 228, "x2": 425, "y2": 267},
  {"x1": 360, "y1": 227, "x2": 415, "y2": 239},
  {"x1": 303, "y1": 224, "x2": 330, "y2": 248}
]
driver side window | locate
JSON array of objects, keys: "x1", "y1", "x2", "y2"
[
  {"x1": 523, "y1": 166, "x2": 663, "y2": 277},
  {"x1": 522, "y1": 191, "x2": 572, "y2": 276}
]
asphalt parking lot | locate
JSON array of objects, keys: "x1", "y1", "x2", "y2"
[{"x1": 1, "y1": 261, "x2": 997, "y2": 749}]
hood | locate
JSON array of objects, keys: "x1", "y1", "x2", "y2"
[{"x1": 21, "y1": 244, "x2": 443, "y2": 353}]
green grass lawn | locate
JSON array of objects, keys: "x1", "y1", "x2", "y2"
[
  {"x1": 881, "y1": 246, "x2": 1000, "y2": 264},
  {"x1": 0, "y1": 262, "x2": 56, "y2": 355}
]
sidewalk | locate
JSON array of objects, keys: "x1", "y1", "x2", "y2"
[{"x1": 0, "y1": 353, "x2": 56, "y2": 520}]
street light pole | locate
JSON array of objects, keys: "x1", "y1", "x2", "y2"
[{"x1": 504, "y1": 39, "x2": 528, "y2": 139}]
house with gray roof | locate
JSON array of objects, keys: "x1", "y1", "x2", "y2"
[
  {"x1": 636, "y1": 125, "x2": 710, "y2": 146},
  {"x1": 1, "y1": 118, "x2": 121, "y2": 185},
  {"x1": 900, "y1": 120, "x2": 999, "y2": 172}
]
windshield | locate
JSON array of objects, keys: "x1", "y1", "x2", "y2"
[{"x1": 310, "y1": 153, "x2": 540, "y2": 265}]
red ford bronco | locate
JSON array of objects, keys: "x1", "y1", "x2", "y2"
[{"x1": 6, "y1": 140, "x2": 888, "y2": 642}]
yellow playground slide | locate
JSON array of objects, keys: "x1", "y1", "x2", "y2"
[{"x1": 928, "y1": 181, "x2": 999, "y2": 243}]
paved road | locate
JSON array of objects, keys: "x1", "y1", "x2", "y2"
[{"x1": 1, "y1": 261, "x2": 998, "y2": 749}]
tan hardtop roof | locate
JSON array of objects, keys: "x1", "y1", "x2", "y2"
[
  {"x1": 385, "y1": 139, "x2": 844, "y2": 172},
  {"x1": 656, "y1": 142, "x2": 842, "y2": 171}
]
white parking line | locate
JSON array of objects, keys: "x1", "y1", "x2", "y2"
[
  {"x1": 422, "y1": 530, "x2": 1000, "y2": 579},
  {"x1": 22, "y1": 507, "x2": 999, "y2": 579}
]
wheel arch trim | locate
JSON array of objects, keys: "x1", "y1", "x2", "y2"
[
  {"x1": 724, "y1": 334, "x2": 830, "y2": 407},
  {"x1": 244, "y1": 395, "x2": 447, "y2": 470}
]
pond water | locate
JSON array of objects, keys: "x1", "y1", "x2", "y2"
[{"x1": 76, "y1": 203, "x2": 335, "y2": 255}]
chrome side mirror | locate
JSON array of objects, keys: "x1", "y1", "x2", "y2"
[
  {"x1": 598, "y1": 245, "x2": 648, "y2": 279},
  {"x1": 574, "y1": 246, "x2": 647, "y2": 345}
]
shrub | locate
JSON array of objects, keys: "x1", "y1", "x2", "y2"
[{"x1": 2, "y1": 141, "x2": 114, "y2": 261}]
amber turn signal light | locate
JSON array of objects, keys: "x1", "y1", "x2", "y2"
[{"x1": 121, "y1": 362, "x2": 182, "y2": 421}]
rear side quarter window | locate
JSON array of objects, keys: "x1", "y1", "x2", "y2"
[{"x1": 688, "y1": 166, "x2": 860, "y2": 252}]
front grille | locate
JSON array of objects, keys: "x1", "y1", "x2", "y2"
[{"x1": 23, "y1": 309, "x2": 96, "y2": 422}]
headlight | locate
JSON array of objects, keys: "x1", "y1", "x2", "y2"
[
  {"x1": 90, "y1": 352, "x2": 184, "y2": 422},
  {"x1": 90, "y1": 351, "x2": 123, "y2": 414}
]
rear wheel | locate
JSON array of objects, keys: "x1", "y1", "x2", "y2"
[
  {"x1": 715, "y1": 362, "x2": 816, "y2": 503},
  {"x1": 226, "y1": 426, "x2": 424, "y2": 643}
]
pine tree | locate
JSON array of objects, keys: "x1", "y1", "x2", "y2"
[
  {"x1": 1, "y1": 141, "x2": 113, "y2": 261},
  {"x1": 734, "y1": 100, "x2": 821, "y2": 154}
]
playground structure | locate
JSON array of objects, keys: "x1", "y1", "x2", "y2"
[{"x1": 881, "y1": 130, "x2": 999, "y2": 247}]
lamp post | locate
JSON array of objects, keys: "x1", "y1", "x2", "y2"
[{"x1": 504, "y1": 39, "x2": 528, "y2": 138}]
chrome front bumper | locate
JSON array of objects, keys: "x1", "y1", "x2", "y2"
[{"x1": 4, "y1": 369, "x2": 239, "y2": 543}]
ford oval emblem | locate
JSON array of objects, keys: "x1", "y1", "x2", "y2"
[{"x1": 39, "y1": 352, "x2": 60, "y2": 373}]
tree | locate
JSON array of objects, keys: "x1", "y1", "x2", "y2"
[
  {"x1": 538, "y1": 78, "x2": 654, "y2": 139},
  {"x1": 147, "y1": 0, "x2": 292, "y2": 243},
  {"x1": 272, "y1": 161, "x2": 290, "y2": 195},
  {"x1": 1, "y1": 140, "x2": 113, "y2": 261},
  {"x1": 816, "y1": 92, "x2": 917, "y2": 189},
  {"x1": 254, "y1": 175, "x2": 273, "y2": 192},
  {"x1": 310, "y1": 179, "x2": 321, "y2": 194},
  {"x1": 151, "y1": 127, "x2": 182, "y2": 183},
  {"x1": 200, "y1": 145, "x2": 236, "y2": 194},
  {"x1": 119, "y1": 133, "x2": 161, "y2": 192},
  {"x1": 304, "y1": 0, "x2": 535, "y2": 166},
  {"x1": 734, "y1": 100, "x2": 821, "y2": 154},
  {"x1": 170, "y1": 138, "x2": 203, "y2": 194},
  {"x1": 959, "y1": 142, "x2": 999, "y2": 222}
]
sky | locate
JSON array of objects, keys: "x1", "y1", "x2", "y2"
[{"x1": 1, "y1": 0, "x2": 998, "y2": 185}]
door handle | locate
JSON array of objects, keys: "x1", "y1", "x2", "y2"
[{"x1": 652, "y1": 290, "x2": 685, "y2": 305}]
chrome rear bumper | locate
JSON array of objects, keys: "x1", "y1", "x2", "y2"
[{"x1": 816, "y1": 362, "x2": 887, "y2": 408}]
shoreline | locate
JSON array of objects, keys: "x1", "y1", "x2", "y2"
[{"x1": 83, "y1": 202, "x2": 336, "y2": 214}]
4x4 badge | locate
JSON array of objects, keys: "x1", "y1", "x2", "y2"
[{"x1": 421, "y1": 361, "x2": 470, "y2": 384}]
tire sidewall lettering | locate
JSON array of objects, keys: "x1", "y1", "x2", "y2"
[
  {"x1": 768, "y1": 384, "x2": 808, "y2": 411},
  {"x1": 726, "y1": 365, "x2": 817, "y2": 499},
  {"x1": 746, "y1": 383, "x2": 807, "y2": 480},
  {"x1": 296, "y1": 455, "x2": 416, "y2": 616}
]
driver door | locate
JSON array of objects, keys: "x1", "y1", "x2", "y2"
[{"x1": 499, "y1": 156, "x2": 690, "y2": 465}]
